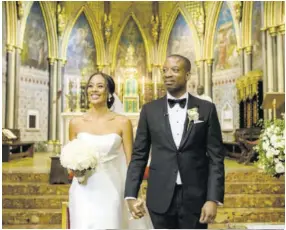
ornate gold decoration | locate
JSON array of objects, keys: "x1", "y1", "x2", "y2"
[
  {"x1": 104, "y1": 13, "x2": 112, "y2": 43},
  {"x1": 16, "y1": 1, "x2": 24, "y2": 20},
  {"x1": 269, "y1": 26, "x2": 277, "y2": 36},
  {"x1": 236, "y1": 70, "x2": 262, "y2": 101},
  {"x1": 151, "y1": 15, "x2": 160, "y2": 43},
  {"x1": 194, "y1": 6, "x2": 205, "y2": 40},
  {"x1": 245, "y1": 46, "x2": 252, "y2": 55},
  {"x1": 57, "y1": 2, "x2": 66, "y2": 36},
  {"x1": 110, "y1": 12, "x2": 151, "y2": 72},
  {"x1": 233, "y1": 1, "x2": 242, "y2": 22}
]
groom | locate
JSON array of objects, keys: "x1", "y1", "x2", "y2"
[{"x1": 125, "y1": 54, "x2": 225, "y2": 229}]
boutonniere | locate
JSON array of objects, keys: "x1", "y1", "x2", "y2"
[{"x1": 187, "y1": 107, "x2": 199, "y2": 130}]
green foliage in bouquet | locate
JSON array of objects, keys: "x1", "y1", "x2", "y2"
[{"x1": 254, "y1": 119, "x2": 285, "y2": 177}]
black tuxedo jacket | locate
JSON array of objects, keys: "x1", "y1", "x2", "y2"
[{"x1": 125, "y1": 93, "x2": 225, "y2": 214}]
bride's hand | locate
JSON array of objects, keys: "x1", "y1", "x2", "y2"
[{"x1": 127, "y1": 199, "x2": 146, "y2": 219}]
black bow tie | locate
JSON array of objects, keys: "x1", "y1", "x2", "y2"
[{"x1": 167, "y1": 98, "x2": 187, "y2": 108}]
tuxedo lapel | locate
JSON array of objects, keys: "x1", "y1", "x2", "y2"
[
  {"x1": 179, "y1": 94, "x2": 198, "y2": 149},
  {"x1": 161, "y1": 96, "x2": 178, "y2": 150}
]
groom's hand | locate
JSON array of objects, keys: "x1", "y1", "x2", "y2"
[
  {"x1": 199, "y1": 201, "x2": 217, "y2": 224},
  {"x1": 126, "y1": 199, "x2": 146, "y2": 219}
]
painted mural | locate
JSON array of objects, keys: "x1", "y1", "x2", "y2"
[
  {"x1": 252, "y1": 1, "x2": 263, "y2": 70},
  {"x1": 66, "y1": 13, "x2": 97, "y2": 76},
  {"x1": 115, "y1": 18, "x2": 147, "y2": 81},
  {"x1": 167, "y1": 14, "x2": 196, "y2": 75},
  {"x1": 214, "y1": 2, "x2": 239, "y2": 71},
  {"x1": 2, "y1": 2, "x2": 6, "y2": 57},
  {"x1": 22, "y1": 2, "x2": 48, "y2": 71}
]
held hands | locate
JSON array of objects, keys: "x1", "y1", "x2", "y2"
[
  {"x1": 127, "y1": 198, "x2": 146, "y2": 219},
  {"x1": 199, "y1": 201, "x2": 218, "y2": 224}
]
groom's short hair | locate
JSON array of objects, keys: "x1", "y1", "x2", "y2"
[{"x1": 167, "y1": 54, "x2": 191, "y2": 72}]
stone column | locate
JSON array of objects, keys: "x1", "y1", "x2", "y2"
[
  {"x1": 195, "y1": 60, "x2": 201, "y2": 85},
  {"x1": 277, "y1": 25, "x2": 285, "y2": 92},
  {"x1": 14, "y1": 46, "x2": 22, "y2": 128},
  {"x1": 205, "y1": 59, "x2": 213, "y2": 98},
  {"x1": 56, "y1": 59, "x2": 64, "y2": 141},
  {"x1": 199, "y1": 60, "x2": 205, "y2": 87},
  {"x1": 266, "y1": 30, "x2": 274, "y2": 92},
  {"x1": 269, "y1": 27, "x2": 278, "y2": 91},
  {"x1": 238, "y1": 48, "x2": 245, "y2": 75},
  {"x1": 261, "y1": 28, "x2": 268, "y2": 119},
  {"x1": 48, "y1": 58, "x2": 57, "y2": 141},
  {"x1": 244, "y1": 46, "x2": 252, "y2": 73},
  {"x1": 5, "y1": 45, "x2": 16, "y2": 128}
]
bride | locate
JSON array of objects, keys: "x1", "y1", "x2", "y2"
[{"x1": 67, "y1": 72, "x2": 152, "y2": 229}]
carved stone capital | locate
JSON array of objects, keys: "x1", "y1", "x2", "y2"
[
  {"x1": 269, "y1": 27, "x2": 277, "y2": 37},
  {"x1": 48, "y1": 57, "x2": 56, "y2": 65},
  {"x1": 206, "y1": 59, "x2": 213, "y2": 66},
  {"x1": 6, "y1": 44, "x2": 14, "y2": 52},
  {"x1": 245, "y1": 46, "x2": 252, "y2": 55},
  {"x1": 277, "y1": 24, "x2": 285, "y2": 35}
]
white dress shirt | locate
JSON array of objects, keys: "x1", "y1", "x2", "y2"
[{"x1": 167, "y1": 92, "x2": 188, "y2": 184}]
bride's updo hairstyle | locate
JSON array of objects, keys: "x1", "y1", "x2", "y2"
[{"x1": 86, "y1": 72, "x2": 115, "y2": 109}]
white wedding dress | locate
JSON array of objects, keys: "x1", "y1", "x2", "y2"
[{"x1": 69, "y1": 132, "x2": 153, "y2": 229}]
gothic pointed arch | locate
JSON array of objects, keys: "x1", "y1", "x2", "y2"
[
  {"x1": 5, "y1": 1, "x2": 17, "y2": 47},
  {"x1": 110, "y1": 13, "x2": 151, "y2": 73},
  {"x1": 21, "y1": 2, "x2": 50, "y2": 70},
  {"x1": 20, "y1": 1, "x2": 57, "y2": 58},
  {"x1": 158, "y1": 4, "x2": 200, "y2": 65},
  {"x1": 212, "y1": 2, "x2": 239, "y2": 71},
  {"x1": 61, "y1": 5, "x2": 105, "y2": 68}
]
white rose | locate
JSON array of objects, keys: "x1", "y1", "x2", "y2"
[
  {"x1": 266, "y1": 150, "x2": 274, "y2": 159},
  {"x1": 275, "y1": 163, "x2": 284, "y2": 174},
  {"x1": 262, "y1": 141, "x2": 270, "y2": 151},
  {"x1": 270, "y1": 135, "x2": 277, "y2": 143}
]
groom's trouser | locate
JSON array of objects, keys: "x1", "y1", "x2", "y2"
[{"x1": 148, "y1": 185, "x2": 208, "y2": 229}]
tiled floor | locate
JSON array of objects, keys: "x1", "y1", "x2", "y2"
[{"x1": 2, "y1": 152, "x2": 258, "y2": 173}]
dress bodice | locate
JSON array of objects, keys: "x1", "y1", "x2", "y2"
[{"x1": 77, "y1": 132, "x2": 122, "y2": 163}]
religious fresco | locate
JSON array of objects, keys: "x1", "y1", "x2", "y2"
[
  {"x1": 167, "y1": 14, "x2": 197, "y2": 75},
  {"x1": 2, "y1": 2, "x2": 6, "y2": 58},
  {"x1": 214, "y1": 2, "x2": 239, "y2": 71},
  {"x1": 22, "y1": 2, "x2": 48, "y2": 71},
  {"x1": 252, "y1": 1, "x2": 263, "y2": 70},
  {"x1": 66, "y1": 13, "x2": 97, "y2": 76},
  {"x1": 115, "y1": 18, "x2": 147, "y2": 81}
]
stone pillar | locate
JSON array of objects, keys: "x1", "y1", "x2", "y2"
[
  {"x1": 199, "y1": 60, "x2": 205, "y2": 87},
  {"x1": 5, "y1": 45, "x2": 16, "y2": 128},
  {"x1": 266, "y1": 30, "x2": 274, "y2": 92},
  {"x1": 14, "y1": 46, "x2": 22, "y2": 128},
  {"x1": 269, "y1": 27, "x2": 278, "y2": 91},
  {"x1": 56, "y1": 59, "x2": 64, "y2": 141},
  {"x1": 205, "y1": 59, "x2": 213, "y2": 98},
  {"x1": 195, "y1": 60, "x2": 201, "y2": 86},
  {"x1": 238, "y1": 48, "x2": 245, "y2": 75},
  {"x1": 261, "y1": 28, "x2": 268, "y2": 119},
  {"x1": 244, "y1": 46, "x2": 252, "y2": 73},
  {"x1": 48, "y1": 58, "x2": 57, "y2": 141},
  {"x1": 277, "y1": 25, "x2": 284, "y2": 92}
]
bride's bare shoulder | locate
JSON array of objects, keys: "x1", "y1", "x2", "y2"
[{"x1": 112, "y1": 112, "x2": 131, "y2": 125}]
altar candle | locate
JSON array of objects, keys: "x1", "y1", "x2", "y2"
[{"x1": 142, "y1": 76, "x2": 145, "y2": 95}]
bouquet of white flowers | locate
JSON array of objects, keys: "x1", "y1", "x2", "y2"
[
  {"x1": 60, "y1": 139, "x2": 98, "y2": 184},
  {"x1": 254, "y1": 119, "x2": 285, "y2": 177}
]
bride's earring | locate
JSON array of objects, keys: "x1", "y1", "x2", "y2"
[{"x1": 108, "y1": 94, "x2": 112, "y2": 102}]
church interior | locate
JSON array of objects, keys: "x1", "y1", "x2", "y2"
[{"x1": 2, "y1": 1, "x2": 285, "y2": 229}]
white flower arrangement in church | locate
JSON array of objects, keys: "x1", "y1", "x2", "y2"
[
  {"x1": 60, "y1": 139, "x2": 98, "y2": 184},
  {"x1": 254, "y1": 118, "x2": 285, "y2": 177}
]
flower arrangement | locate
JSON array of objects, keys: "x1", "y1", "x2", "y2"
[
  {"x1": 187, "y1": 107, "x2": 199, "y2": 129},
  {"x1": 254, "y1": 119, "x2": 285, "y2": 177},
  {"x1": 60, "y1": 139, "x2": 98, "y2": 184}
]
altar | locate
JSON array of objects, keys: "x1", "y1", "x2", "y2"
[{"x1": 60, "y1": 112, "x2": 140, "y2": 145}]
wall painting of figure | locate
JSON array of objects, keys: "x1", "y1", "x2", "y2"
[
  {"x1": 167, "y1": 14, "x2": 197, "y2": 76},
  {"x1": 66, "y1": 13, "x2": 97, "y2": 77},
  {"x1": 115, "y1": 18, "x2": 147, "y2": 81},
  {"x1": 22, "y1": 2, "x2": 48, "y2": 71},
  {"x1": 252, "y1": 1, "x2": 263, "y2": 70},
  {"x1": 214, "y1": 2, "x2": 239, "y2": 71}
]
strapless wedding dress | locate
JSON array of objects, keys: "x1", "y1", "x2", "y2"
[{"x1": 69, "y1": 132, "x2": 153, "y2": 229}]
